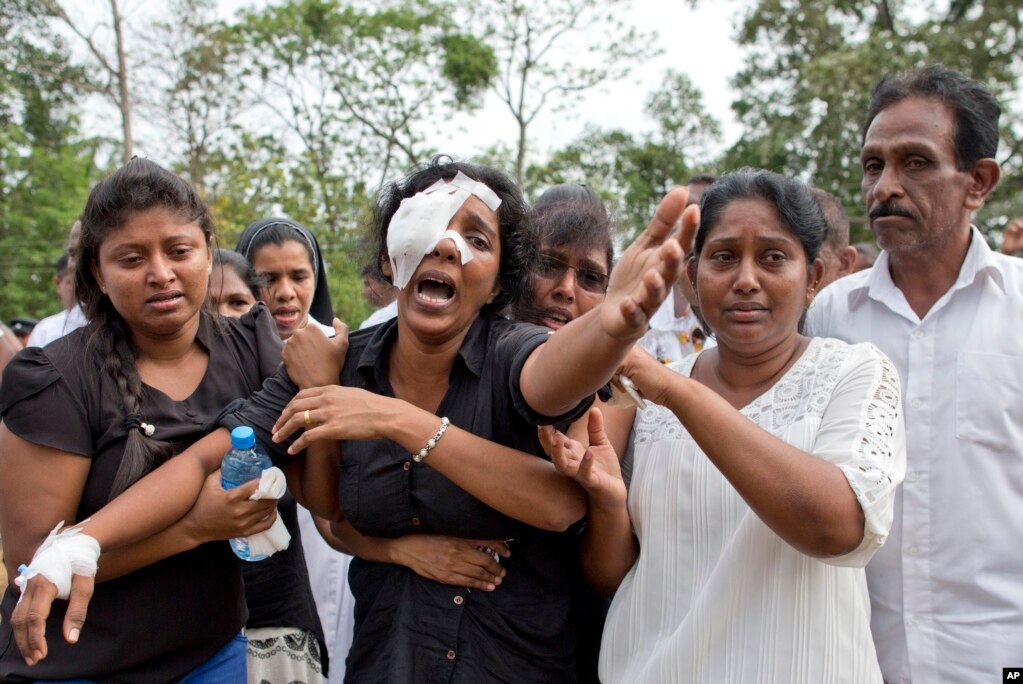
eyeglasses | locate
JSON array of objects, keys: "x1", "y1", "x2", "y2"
[{"x1": 536, "y1": 254, "x2": 609, "y2": 294}]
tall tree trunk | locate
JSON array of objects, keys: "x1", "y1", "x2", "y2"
[
  {"x1": 111, "y1": 0, "x2": 133, "y2": 161},
  {"x1": 875, "y1": 0, "x2": 896, "y2": 32},
  {"x1": 516, "y1": 118, "x2": 527, "y2": 187}
]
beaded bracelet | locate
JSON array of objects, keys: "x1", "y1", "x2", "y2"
[{"x1": 412, "y1": 417, "x2": 450, "y2": 463}]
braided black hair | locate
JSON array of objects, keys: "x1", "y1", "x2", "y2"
[{"x1": 76, "y1": 158, "x2": 215, "y2": 497}]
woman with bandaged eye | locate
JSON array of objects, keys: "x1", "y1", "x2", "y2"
[
  {"x1": 238, "y1": 159, "x2": 687, "y2": 682},
  {"x1": 312, "y1": 182, "x2": 625, "y2": 684},
  {"x1": 0, "y1": 159, "x2": 285, "y2": 681},
  {"x1": 8, "y1": 157, "x2": 692, "y2": 682}
]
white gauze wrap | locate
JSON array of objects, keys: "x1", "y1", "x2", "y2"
[
  {"x1": 244, "y1": 467, "x2": 291, "y2": 557},
  {"x1": 386, "y1": 171, "x2": 503, "y2": 290},
  {"x1": 15, "y1": 521, "x2": 101, "y2": 601}
]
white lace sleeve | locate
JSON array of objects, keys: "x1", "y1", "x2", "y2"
[{"x1": 812, "y1": 342, "x2": 906, "y2": 567}]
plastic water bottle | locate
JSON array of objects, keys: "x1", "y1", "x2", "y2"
[{"x1": 221, "y1": 426, "x2": 272, "y2": 561}]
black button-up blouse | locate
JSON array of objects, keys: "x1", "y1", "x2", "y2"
[{"x1": 225, "y1": 313, "x2": 595, "y2": 683}]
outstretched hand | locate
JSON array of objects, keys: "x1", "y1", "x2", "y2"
[
  {"x1": 600, "y1": 188, "x2": 699, "y2": 341},
  {"x1": 538, "y1": 408, "x2": 626, "y2": 509}
]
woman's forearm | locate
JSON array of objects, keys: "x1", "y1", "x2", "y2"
[
  {"x1": 95, "y1": 519, "x2": 205, "y2": 581},
  {"x1": 286, "y1": 441, "x2": 341, "y2": 521},
  {"x1": 663, "y1": 375, "x2": 864, "y2": 557},
  {"x1": 580, "y1": 498, "x2": 638, "y2": 598},
  {"x1": 520, "y1": 189, "x2": 693, "y2": 417},
  {"x1": 325, "y1": 519, "x2": 389, "y2": 561},
  {"x1": 519, "y1": 310, "x2": 633, "y2": 417},
  {"x1": 389, "y1": 407, "x2": 587, "y2": 532},
  {"x1": 80, "y1": 429, "x2": 230, "y2": 551}
]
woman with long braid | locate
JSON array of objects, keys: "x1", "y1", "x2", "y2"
[{"x1": 0, "y1": 159, "x2": 283, "y2": 681}]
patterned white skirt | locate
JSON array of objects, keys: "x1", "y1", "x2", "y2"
[{"x1": 246, "y1": 626, "x2": 324, "y2": 684}]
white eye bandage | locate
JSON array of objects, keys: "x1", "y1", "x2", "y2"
[
  {"x1": 244, "y1": 467, "x2": 291, "y2": 557},
  {"x1": 387, "y1": 171, "x2": 503, "y2": 290},
  {"x1": 15, "y1": 521, "x2": 101, "y2": 601}
]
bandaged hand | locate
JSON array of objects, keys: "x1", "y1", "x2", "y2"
[{"x1": 11, "y1": 522, "x2": 101, "y2": 665}]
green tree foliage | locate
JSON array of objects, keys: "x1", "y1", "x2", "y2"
[
  {"x1": 219, "y1": 0, "x2": 498, "y2": 320},
  {"x1": 529, "y1": 71, "x2": 720, "y2": 240},
  {"x1": 141, "y1": 0, "x2": 247, "y2": 195},
  {"x1": 478, "y1": 0, "x2": 659, "y2": 185},
  {"x1": 232, "y1": 0, "x2": 496, "y2": 190},
  {"x1": 722, "y1": 0, "x2": 1023, "y2": 241},
  {"x1": 37, "y1": 0, "x2": 136, "y2": 162},
  {"x1": 0, "y1": 1, "x2": 100, "y2": 323}
]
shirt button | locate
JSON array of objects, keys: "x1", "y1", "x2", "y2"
[
  {"x1": 446, "y1": 650, "x2": 456, "y2": 660},
  {"x1": 908, "y1": 546, "x2": 920, "y2": 557},
  {"x1": 912, "y1": 329, "x2": 924, "y2": 339},
  {"x1": 411, "y1": 517, "x2": 421, "y2": 526},
  {"x1": 906, "y1": 471, "x2": 919, "y2": 483},
  {"x1": 403, "y1": 461, "x2": 411, "y2": 471},
  {"x1": 453, "y1": 595, "x2": 464, "y2": 605},
  {"x1": 910, "y1": 398, "x2": 922, "y2": 410},
  {"x1": 909, "y1": 615, "x2": 920, "y2": 627}
]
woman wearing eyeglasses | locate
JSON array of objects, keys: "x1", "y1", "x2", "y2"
[{"x1": 513, "y1": 184, "x2": 613, "y2": 330}]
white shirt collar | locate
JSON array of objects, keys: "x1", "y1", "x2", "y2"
[{"x1": 845, "y1": 226, "x2": 1006, "y2": 318}]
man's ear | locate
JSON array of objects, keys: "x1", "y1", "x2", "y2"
[
  {"x1": 838, "y1": 246, "x2": 858, "y2": 279},
  {"x1": 964, "y1": 158, "x2": 1000, "y2": 211}
]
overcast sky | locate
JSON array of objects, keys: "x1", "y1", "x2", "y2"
[
  {"x1": 434, "y1": 1, "x2": 747, "y2": 162},
  {"x1": 73, "y1": 0, "x2": 748, "y2": 167}
]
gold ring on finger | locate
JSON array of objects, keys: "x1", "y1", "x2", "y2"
[{"x1": 304, "y1": 409, "x2": 312, "y2": 429}]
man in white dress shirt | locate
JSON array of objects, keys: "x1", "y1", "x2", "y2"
[
  {"x1": 807, "y1": 65, "x2": 1023, "y2": 683},
  {"x1": 26, "y1": 220, "x2": 87, "y2": 348}
]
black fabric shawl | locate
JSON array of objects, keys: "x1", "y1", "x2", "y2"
[{"x1": 236, "y1": 217, "x2": 335, "y2": 326}]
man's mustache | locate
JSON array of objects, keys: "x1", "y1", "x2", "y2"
[{"x1": 869, "y1": 203, "x2": 919, "y2": 222}]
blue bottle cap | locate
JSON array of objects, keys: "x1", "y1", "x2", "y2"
[{"x1": 231, "y1": 426, "x2": 256, "y2": 450}]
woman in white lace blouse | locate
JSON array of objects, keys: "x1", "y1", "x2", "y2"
[{"x1": 542, "y1": 169, "x2": 906, "y2": 683}]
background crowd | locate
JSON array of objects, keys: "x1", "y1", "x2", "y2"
[{"x1": 0, "y1": 61, "x2": 1020, "y2": 684}]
